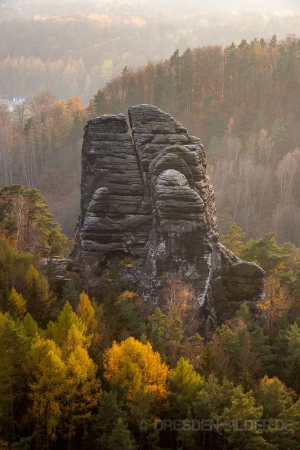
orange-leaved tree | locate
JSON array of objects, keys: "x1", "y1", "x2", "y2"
[{"x1": 103, "y1": 336, "x2": 169, "y2": 405}]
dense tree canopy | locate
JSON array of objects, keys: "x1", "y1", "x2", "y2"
[{"x1": 0, "y1": 211, "x2": 299, "y2": 448}]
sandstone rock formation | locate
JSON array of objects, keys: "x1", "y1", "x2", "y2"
[{"x1": 73, "y1": 105, "x2": 265, "y2": 335}]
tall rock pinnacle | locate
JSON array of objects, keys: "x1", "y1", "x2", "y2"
[{"x1": 73, "y1": 105, "x2": 265, "y2": 336}]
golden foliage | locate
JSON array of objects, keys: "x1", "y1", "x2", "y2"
[{"x1": 104, "y1": 336, "x2": 169, "y2": 403}]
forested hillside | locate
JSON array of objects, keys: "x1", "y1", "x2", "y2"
[{"x1": 1, "y1": 188, "x2": 300, "y2": 449}]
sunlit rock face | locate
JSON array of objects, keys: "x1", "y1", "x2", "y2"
[{"x1": 73, "y1": 105, "x2": 264, "y2": 336}]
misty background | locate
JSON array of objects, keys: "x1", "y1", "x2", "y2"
[
  {"x1": 2, "y1": 0, "x2": 300, "y2": 103},
  {"x1": 2, "y1": 0, "x2": 300, "y2": 243}
]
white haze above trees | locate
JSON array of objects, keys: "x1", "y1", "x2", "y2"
[
  {"x1": 1, "y1": 0, "x2": 300, "y2": 14},
  {"x1": 2, "y1": 0, "x2": 300, "y2": 104}
]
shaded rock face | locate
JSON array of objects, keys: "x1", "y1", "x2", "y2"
[{"x1": 73, "y1": 105, "x2": 264, "y2": 335}]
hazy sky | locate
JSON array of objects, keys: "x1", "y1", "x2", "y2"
[
  {"x1": 2, "y1": 0, "x2": 300, "y2": 20},
  {"x1": 3, "y1": 0, "x2": 300, "y2": 14},
  {"x1": 189, "y1": 0, "x2": 299, "y2": 11},
  {"x1": 147, "y1": 0, "x2": 300, "y2": 14}
]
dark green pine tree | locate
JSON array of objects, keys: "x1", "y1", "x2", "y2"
[
  {"x1": 92, "y1": 390, "x2": 136, "y2": 449},
  {"x1": 250, "y1": 325, "x2": 276, "y2": 378},
  {"x1": 92, "y1": 390, "x2": 127, "y2": 448},
  {"x1": 166, "y1": 306, "x2": 183, "y2": 366},
  {"x1": 221, "y1": 222, "x2": 246, "y2": 258},
  {"x1": 0, "y1": 314, "x2": 30, "y2": 442},
  {"x1": 108, "y1": 418, "x2": 137, "y2": 450},
  {"x1": 62, "y1": 280, "x2": 79, "y2": 310},
  {"x1": 23, "y1": 117, "x2": 34, "y2": 136},
  {"x1": 177, "y1": 409, "x2": 196, "y2": 450},
  {"x1": 149, "y1": 307, "x2": 166, "y2": 356},
  {"x1": 93, "y1": 89, "x2": 109, "y2": 115}
]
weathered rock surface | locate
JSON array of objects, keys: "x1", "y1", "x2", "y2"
[{"x1": 73, "y1": 105, "x2": 265, "y2": 335}]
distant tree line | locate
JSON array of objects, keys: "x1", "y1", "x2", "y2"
[{"x1": 104, "y1": 35, "x2": 300, "y2": 123}]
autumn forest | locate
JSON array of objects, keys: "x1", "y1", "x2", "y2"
[{"x1": 2, "y1": 0, "x2": 300, "y2": 449}]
